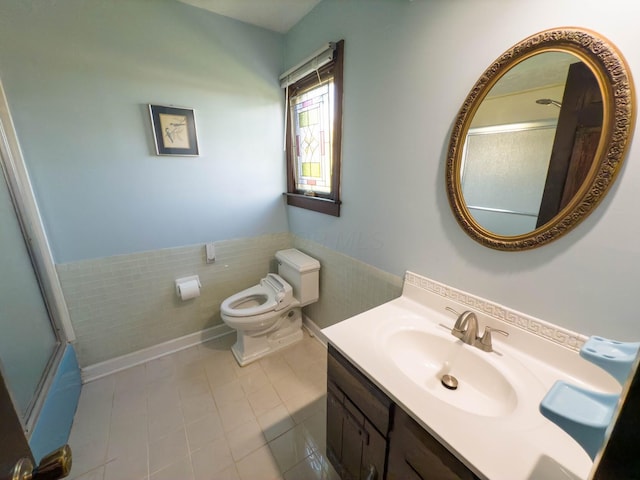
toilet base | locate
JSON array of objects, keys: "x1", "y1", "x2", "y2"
[{"x1": 230, "y1": 308, "x2": 304, "y2": 366}]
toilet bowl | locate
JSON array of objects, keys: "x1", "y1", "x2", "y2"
[
  {"x1": 221, "y1": 273, "x2": 297, "y2": 331},
  {"x1": 220, "y1": 249, "x2": 320, "y2": 366}
]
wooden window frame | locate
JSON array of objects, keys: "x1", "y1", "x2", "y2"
[{"x1": 285, "y1": 40, "x2": 344, "y2": 217}]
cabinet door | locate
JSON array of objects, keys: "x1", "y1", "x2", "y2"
[
  {"x1": 327, "y1": 382, "x2": 387, "y2": 480},
  {"x1": 326, "y1": 382, "x2": 344, "y2": 470},
  {"x1": 387, "y1": 408, "x2": 479, "y2": 480},
  {"x1": 361, "y1": 417, "x2": 386, "y2": 480},
  {"x1": 341, "y1": 398, "x2": 365, "y2": 480},
  {"x1": 341, "y1": 399, "x2": 387, "y2": 480}
]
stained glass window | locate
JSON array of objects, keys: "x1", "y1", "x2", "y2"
[
  {"x1": 283, "y1": 39, "x2": 343, "y2": 217},
  {"x1": 290, "y1": 80, "x2": 334, "y2": 195}
]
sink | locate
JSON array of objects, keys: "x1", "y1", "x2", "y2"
[
  {"x1": 323, "y1": 284, "x2": 607, "y2": 480},
  {"x1": 381, "y1": 328, "x2": 518, "y2": 417}
]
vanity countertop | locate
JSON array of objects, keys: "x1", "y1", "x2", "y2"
[{"x1": 322, "y1": 273, "x2": 620, "y2": 480}]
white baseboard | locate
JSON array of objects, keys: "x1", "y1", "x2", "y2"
[
  {"x1": 81, "y1": 324, "x2": 234, "y2": 383},
  {"x1": 302, "y1": 315, "x2": 329, "y2": 347}
]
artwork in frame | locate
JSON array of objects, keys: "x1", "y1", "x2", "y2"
[{"x1": 148, "y1": 104, "x2": 199, "y2": 156}]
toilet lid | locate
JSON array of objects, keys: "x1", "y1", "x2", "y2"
[{"x1": 221, "y1": 274, "x2": 292, "y2": 317}]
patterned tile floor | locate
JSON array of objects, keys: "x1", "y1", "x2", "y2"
[{"x1": 67, "y1": 330, "x2": 340, "y2": 480}]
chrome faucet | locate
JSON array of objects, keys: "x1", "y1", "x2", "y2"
[{"x1": 445, "y1": 307, "x2": 509, "y2": 352}]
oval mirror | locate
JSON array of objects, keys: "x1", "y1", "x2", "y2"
[{"x1": 446, "y1": 28, "x2": 635, "y2": 250}]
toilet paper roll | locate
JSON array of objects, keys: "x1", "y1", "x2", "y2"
[{"x1": 176, "y1": 278, "x2": 200, "y2": 300}]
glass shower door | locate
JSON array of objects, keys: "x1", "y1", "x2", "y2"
[{"x1": 0, "y1": 166, "x2": 59, "y2": 423}]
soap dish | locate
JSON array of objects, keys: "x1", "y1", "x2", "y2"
[
  {"x1": 539, "y1": 381, "x2": 619, "y2": 459},
  {"x1": 580, "y1": 336, "x2": 640, "y2": 384}
]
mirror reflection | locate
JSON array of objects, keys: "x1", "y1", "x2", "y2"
[
  {"x1": 446, "y1": 27, "x2": 634, "y2": 251},
  {"x1": 461, "y1": 52, "x2": 602, "y2": 236}
]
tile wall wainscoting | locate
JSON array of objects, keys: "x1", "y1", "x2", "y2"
[
  {"x1": 292, "y1": 236, "x2": 403, "y2": 330},
  {"x1": 57, "y1": 233, "x2": 404, "y2": 373},
  {"x1": 57, "y1": 233, "x2": 293, "y2": 366}
]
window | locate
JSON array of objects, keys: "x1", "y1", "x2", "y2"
[{"x1": 283, "y1": 40, "x2": 344, "y2": 216}]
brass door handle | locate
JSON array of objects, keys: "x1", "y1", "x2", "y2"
[{"x1": 12, "y1": 445, "x2": 72, "y2": 480}]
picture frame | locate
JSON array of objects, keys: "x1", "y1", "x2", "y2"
[{"x1": 148, "y1": 104, "x2": 199, "y2": 156}]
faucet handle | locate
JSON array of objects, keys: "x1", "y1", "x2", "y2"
[
  {"x1": 477, "y1": 326, "x2": 509, "y2": 352},
  {"x1": 445, "y1": 306, "x2": 467, "y2": 333},
  {"x1": 445, "y1": 306, "x2": 461, "y2": 317},
  {"x1": 445, "y1": 307, "x2": 464, "y2": 339}
]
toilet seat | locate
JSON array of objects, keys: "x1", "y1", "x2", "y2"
[{"x1": 221, "y1": 273, "x2": 293, "y2": 318}]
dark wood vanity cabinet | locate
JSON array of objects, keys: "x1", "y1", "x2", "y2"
[{"x1": 327, "y1": 345, "x2": 480, "y2": 480}]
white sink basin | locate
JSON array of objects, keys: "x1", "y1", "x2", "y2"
[{"x1": 379, "y1": 327, "x2": 518, "y2": 417}]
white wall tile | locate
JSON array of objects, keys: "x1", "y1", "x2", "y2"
[{"x1": 57, "y1": 233, "x2": 292, "y2": 366}]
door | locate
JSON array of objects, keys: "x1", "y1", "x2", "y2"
[
  {"x1": 0, "y1": 102, "x2": 71, "y2": 480},
  {"x1": 1, "y1": 366, "x2": 34, "y2": 479},
  {"x1": 591, "y1": 358, "x2": 640, "y2": 479},
  {"x1": 536, "y1": 61, "x2": 603, "y2": 227},
  {"x1": 0, "y1": 157, "x2": 60, "y2": 427},
  {"x1": 1, "y1": 367, "x2": 72, "y2": 480}
]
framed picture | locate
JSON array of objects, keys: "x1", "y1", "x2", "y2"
[{"x1": 148, "y1": 104, "x2": 199, "y2": 156}]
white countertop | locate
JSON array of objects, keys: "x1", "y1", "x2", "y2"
[{"x1": 322, "y1": 278, "x2": 620, "y2": 480}]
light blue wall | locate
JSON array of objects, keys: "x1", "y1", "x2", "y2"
[
  {"x1": 285, "y1": 0, "x2": 640, "y2": 340},
  {"x1": 0, "y1": 0, "x2": 288, "y2": 263},
  {"x1": 3, "y1": 0, "x2": 640, "y2": 344}
]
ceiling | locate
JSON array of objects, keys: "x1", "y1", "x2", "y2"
[
  {"x1": 487, "y1": 52, "x2": 578, "y2": 98},
  {"x1": 177, "y1": 0, "x2": 323, "y2": 33}
]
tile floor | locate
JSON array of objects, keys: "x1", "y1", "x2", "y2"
[{"x1": 67, "y1": 330, "x2": 340, "y2": 480}]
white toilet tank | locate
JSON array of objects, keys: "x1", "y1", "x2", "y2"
[{"x1": 275, "y1": 249, "x2": 320, "y2": 307}]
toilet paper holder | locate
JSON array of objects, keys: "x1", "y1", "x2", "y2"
[{"x1": 175, "y1": 275, "x2": 201, "y2": 300}]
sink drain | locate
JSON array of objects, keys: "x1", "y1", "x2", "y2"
[{"x1": 441, "y1": 374, "x2": 459, "y2": 390}]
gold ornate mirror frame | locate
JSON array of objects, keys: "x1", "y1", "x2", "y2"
[{"x1": 446, "y1": 27, "x2": 635, "y2": 250}]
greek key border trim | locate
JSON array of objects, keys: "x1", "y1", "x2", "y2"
[{"x1": 405, "y1": 272, "x2": 586, "y2": 351}]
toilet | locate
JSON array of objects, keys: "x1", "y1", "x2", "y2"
[{"x1": 221, "y1": 248, "x2": 320, "y2": 366}]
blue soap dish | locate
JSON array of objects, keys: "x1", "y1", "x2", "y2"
[
  {"x1": 580, "y1": 336, "x2": 640, "y2": 384},
  {"x1": 539, "y1": 381, "x2": 619, "y2": 459}
]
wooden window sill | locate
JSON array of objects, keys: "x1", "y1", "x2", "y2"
[{"x1": 283, "y1": 193, "x2": 341, "y2": 217}]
